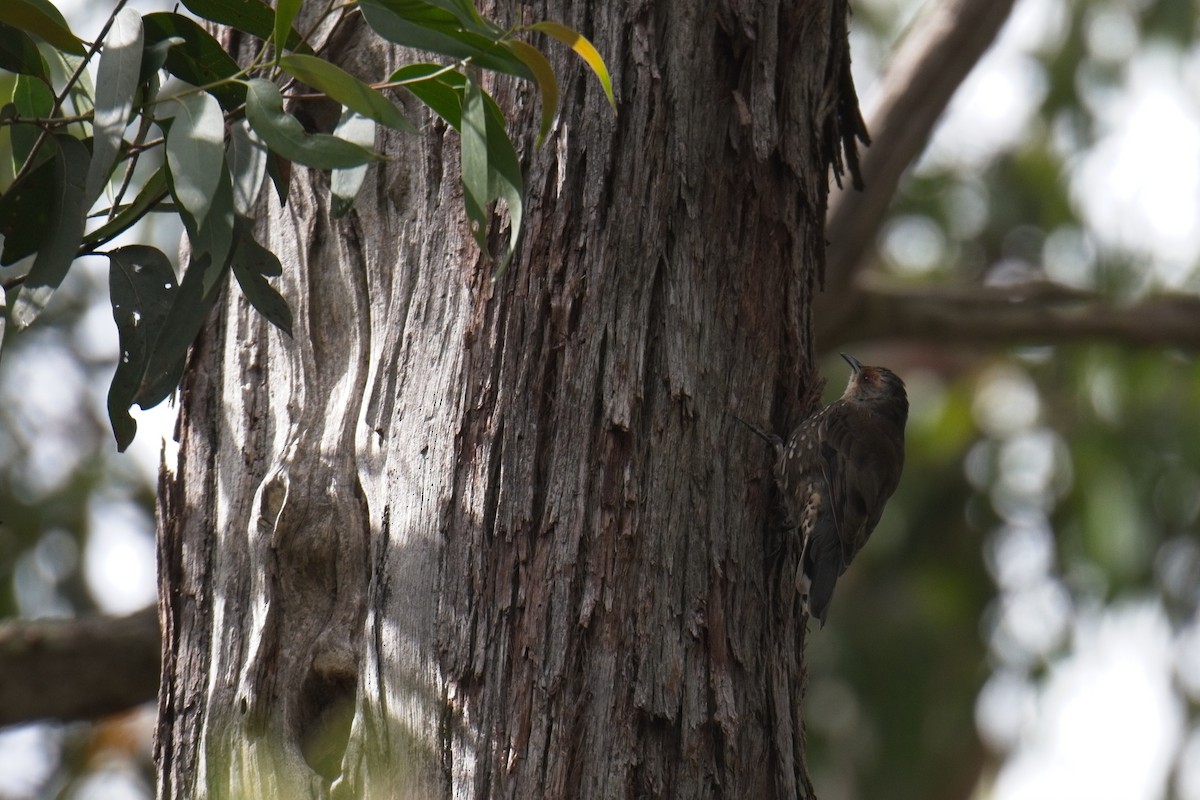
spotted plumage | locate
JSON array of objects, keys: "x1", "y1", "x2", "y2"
[{"x1": 774, "y1": 354, "x2": 908, "y2": 626}]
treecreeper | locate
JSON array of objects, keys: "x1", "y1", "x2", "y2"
[{"x1": 748, "y1": 354, "x2": 909, "y2": 626}]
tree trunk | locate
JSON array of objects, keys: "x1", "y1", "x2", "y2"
[{"x1": 154, "y1": 2, "x2": 862, "y2": 797}]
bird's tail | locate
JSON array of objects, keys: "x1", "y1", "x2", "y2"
[{"x1": 797, "y1": 517, "x2": 842, "y2": 627}]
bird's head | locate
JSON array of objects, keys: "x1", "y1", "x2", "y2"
[{"x1": 840, "y1": 353, "x2": 909, "y2": 425}]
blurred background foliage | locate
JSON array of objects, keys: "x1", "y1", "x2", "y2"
[
  {"x1": 806, "y1": 0, "x2": 1200, "y2": 799},
  {"x1": 3, "y1": 0, "x2": 1200, "y2": 799}
]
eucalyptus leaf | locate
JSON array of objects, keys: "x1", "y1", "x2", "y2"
[
  {"x1": 229, "y1": 120, "x2": 269, "y2": 216},
  {"x1": 12, "y1": 135, "x2": 89, "y2": 328},
  {"x1": 389, "y1": 63, "x2": 463, "y2": 129},
  {"x1": 503, "y1": 39, "x2": 557, "y2": 146},
  {"x1": 86, "y1": 7, "x2": 144, "y2": 210},
  {"x1": 485, "y1": 97, "x2": 523, "y2": 271},
  {"x1": 11, "y1": 74, "x2": 53, "y2": 170},
  {"x1": 0, "y1": 0, "x2": 85, "y2": 55},
  {"x1": 530, "y1": 20, "x2": 616, "y2": 111},
  {"x1": 461, "y1": 77, "x2": 489, "y2": 254},
  {"x1": 265, "y1": 150, "x2": 291, "y2": 205},
  {"x1": 244, "y1": 78, "x2": 380, "y2": 170},
  {"x1": 45, "y1": 47, "x2": 93, "y2": 125},
  {"x1": 231, "y1": 215, "x2": 281, "y2": 276},
  {"x1": 359, "y1": 1, "x2": 530, "y2": 80},
  {"x1": 133, "y1": 167, "x2": 237, "y2": 408},
  {"x1": 0, "y1": 150, "x2": 54, "y2": 265},
  {"x1": 422, "y1": 0, "x2": 499, "y2": 34},
  {"x1": 139, "y1": 35, "x2": 181, "y2": 85},
  {"x1": 330, "y1": 110, "x2": 374, "y2": 217},
  {"x1": 106, "y1": 244, "x2": 178, "y2": 450},
  {"x1": 143, "y1": 13, "x2": 244, "y2": 111},
  {"x1": 178, "y1": 160, "x2": 236, "y2": 296},
  {"x1": 231, "y1": 216, "x2": 291, "y2": 335},
  {"x1": 165, "y1": 90, "x2": 225, "y2": 226},
  {"x1": 0, "y1": 22, "x2": 48, "y2": 80},
  {"x1": 279, "y1": 54, "x2": 414, "y2": 132},
  {"x1": 134, "y1": 248, "x2": 227, "y2": 409},
  {"x1": 387, "y1": 66, "x2": 523, "y2": 267},
  {"x1": 179, "y1": 0, "x2": 310, "y2": 53},
  {"x1": 273, "y1": 0, "x2": 302, "y2": 59}
]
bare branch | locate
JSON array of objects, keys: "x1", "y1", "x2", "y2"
[
  {"x1": 0, "y1": 608, "x2": 159, "y2": 727},
  {"x1": 818, "y1": 0, "x2": 1019, "y2": 340},
  {"x1": 826, "y1": 282, "x2": 1200, "y2": 351}
]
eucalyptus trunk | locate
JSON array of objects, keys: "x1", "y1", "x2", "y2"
[{"x1": 154, "y1": 2, "x2": 862, "y2": 797}]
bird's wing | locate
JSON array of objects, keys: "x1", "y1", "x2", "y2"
[{"x1": 819, "y1": 406, "x2": 903, "y2": 565}]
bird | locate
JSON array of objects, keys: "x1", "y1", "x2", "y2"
[{"x1": 769, "y1": 353, "x2": 908, "y2": 626}]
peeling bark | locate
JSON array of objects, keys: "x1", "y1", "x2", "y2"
[{"x1": 156, "y1": 2, "x2": 861, "y2": 797}]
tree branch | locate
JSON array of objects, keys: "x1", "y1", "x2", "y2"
[
  {"x1": 0, "y1": 608, "x2": 159, "y2": 727},
  {"x1": 830, "y1": 282, "x2": 1200, "y2": 350},
  {"x1": 817, "y1": 0, "x2": 1019, "y2": 340}
]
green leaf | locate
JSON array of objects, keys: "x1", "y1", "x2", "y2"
[
  {"x1": 12, "y1": 70, "x2": 52, "y2": 115},
  {"x1": 0, "y1": 149, "x2": 54, "y2": 264},
  {"x1": 135, "y1": 248, "x2": 228, "y2": 409},
  {"x1": 50, "y1": 48, "x2": 94, "y2": 124},
  {"x1": 273, "y1": 0, "x2": 302, "y2": 60},
  {"x1": 503, "y1": 39, "x2": 557, "y2": 146},
  {"x1": 0, "y1": 0, "x2": 85, "y2": 55},
  {"x1": 135, "y1": 165, "x2": 237, "y2": 408},
  {"x1": 482, "y1": 92, "x2": 522, "y2": 270},
  {"x1": 232, "y1": 216, "x2": 279, "y2": 275},
  {"x1": 165, "y1": 90, "x2": 225, "y2": 226},
  {"x1": 330, "y1": 109, "x2": 374, "y2": 217},
  {"x1": 106, "y1": 244, "x2": 178, "y2": 450},
  {"x1": 388, "y1": 66, "x2": 524, "y2": 267},
  {"x1": 244, "y1": 78, "x2": 380, "y2": 170},
  {"x1": 460, "y1": 76, "x2": 488, "y2": 255},
  {"x1": 86, "y1": 7, "x2": 144, "y2": 210},
  {"x1": 364, "y1": 0, "x2": 495, "y2": 35},
  {"x1": 423, "y1": 0, "x2": 498, "y2": 34},
  {"x1": 279, "y1": 53, "x2": 415, "y2": 133},
  {"x1": 530, "y1": 20, "x2": 615, "y2": 111},
  {"x1": 230, "y1": 215, "x2": 291, "y2": 335},
  {"x1": 179, "y1": 0, "x2": 310, "y2": 53},
  {"x1": 0, "y1": 22, "x2": 49, "y2": 80},
  {"x1": 142, "y1": 12, "x2": 244, "y2": 111},
  {"x1": 228, "y1": 119, "x2": 268, "y2": 215},
  {"x1": 12, "y1": 134, "x2": 90, "y2": 327},
  {"x1": 84, "y1": 166, "x2": 171, "y2": 248},
  {"x1": 359, "y1": 1, "x2": 530, "y2": 80},
  {"x1": 369, "y1": 0, "x2": 459, "y2": 28},
  {"x1": 182, "y1": 160, "x2": 235, "y2": 295},
  {"x1": 139, "y1": 35, "x2": 181, "y2": 85},
  {"x1": 160, "y1": 131, "x2": 234, "y2": 294},
  {"x1": 10, "y1": 73, "x2": 53, "y2": 171},
  {"x1": 264, "y1": 149, "x2": 291, "y2": 204},
  {"x1": 389, "y1": 63, "x2": 463, "y2": 128}
]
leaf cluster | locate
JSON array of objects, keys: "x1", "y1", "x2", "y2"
[{"x1": 0, "y1": 0, "x2": 614, "y2": 450}]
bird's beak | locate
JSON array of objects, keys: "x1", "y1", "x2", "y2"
[{"x1": 840, "y1": 353, "x2": 863, "y2": 373}]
